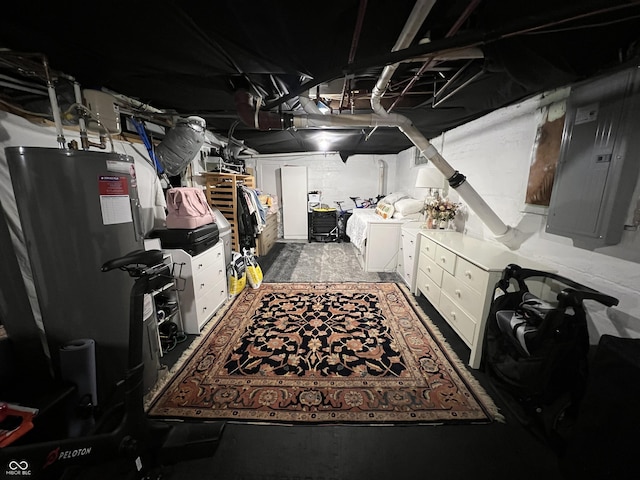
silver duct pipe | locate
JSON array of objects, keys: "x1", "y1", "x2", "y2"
[
  {"x1": 371, "y1": 0, "x2": 436, "y2": 116},
  {"x1": 234, "y1": 0, "x2": 515, "y2": 246},
  {"x1": 292, "y1": 112, "x2": 409, "y2": 129},
  {"x1": 399, "y1": 123, "x2": 511, "y2": 238},
  {"x1": 367, "y1": 0, "x2": 513, "y2": 242},
  {"x1": 236, "y1": 89, "x2": 516, "y2": 245},
  {"x1": 378, "y1": 159, "x2": 386, "y2": 197}
]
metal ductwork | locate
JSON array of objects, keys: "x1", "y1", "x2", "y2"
[
  {"x1": 369, "y1": 0, "x2": 513, "y2": 243},
  {"x1": 398, "y1": 123, "x2": 513, "y2": 240},
  {"x1": 234, "y1": 0, "x2": 518, "y2": 247},
  {"x1": 235, "y1": 88, "x2": 516, "y2": 245},
  {"x1": 371, "y1": 0, "x2": 437, "y2": 116},
  {"x1": 155, "y1": 116, "x2": 207, "y2": 176}
]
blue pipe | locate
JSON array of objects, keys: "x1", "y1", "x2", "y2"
[{"x1": 129, "y1": 117, "x2": 165, "y2": 175}]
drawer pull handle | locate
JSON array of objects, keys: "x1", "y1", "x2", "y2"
[
  {"x1": 201, "y1": 283, "x2": 205, "y2": 289},
  {"x1": 451, "y1": 312, "x2": 456, "y2": 320},
  {"x1": 464, "y1": 271, "x2": 472, "y2": 279},
  {"x1": 427, "y1": 266, "x2": 431, "y2": 272},
  {"x1": 408, "y1": 255, "x2": 412, "y2": 260},
  {"x1": 440, "y1": 256, "x2": 446, "y2": 263},
  {"x1": 198, "y1": 263, "x2": 203, "y2": 269},
  {"x1": 455, "y1": 289, "x2": 461, "y2": 297}
]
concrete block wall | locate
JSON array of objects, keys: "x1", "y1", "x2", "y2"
[
  {"x1": 394, "y1": 89, "x2": 640, "y2": 342},
  {"x1": 248, "y1": 153, "x2": 398, "y2": 211}
]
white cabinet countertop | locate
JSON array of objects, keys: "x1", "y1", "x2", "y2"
[{"x1": 419, "y1": 230, "x2": 550, "y2": 272}]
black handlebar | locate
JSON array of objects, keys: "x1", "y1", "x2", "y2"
[
  {"x1": 558, "y1": 288, "x2": 619, "y2": 309},
  {"x1": 499, "y1": 263, "x2": 619, "y2": 309},
  {"x1": 101, "y1": 249, "x2": 164, "y2": 272}
]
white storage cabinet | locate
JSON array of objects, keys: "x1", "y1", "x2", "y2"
[
  {"x1": 280, "y1": 165, "x2": 308, "y2": 240},
  {"x1": 167, "y1": 241, "x2": 227, "y2": 334}
]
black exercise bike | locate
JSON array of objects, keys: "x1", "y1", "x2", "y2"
[{"x1": 0, "y1": 250, "x2": 225, "y2": 479}]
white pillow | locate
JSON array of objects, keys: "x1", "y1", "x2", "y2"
[
  {"x1": 394, "y1": 198, "x2": 424, "y2": 215},
  {"x1": 380, "y1": 192, "x2": 408, "y2": 205}
]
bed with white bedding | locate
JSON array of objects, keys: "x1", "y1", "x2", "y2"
[
  {"x1": 346, "y1": 209, "x2": 378, "y2": 252},
  {"x1": 346, "y1": 209, "x2": 419, "y2": 272}
]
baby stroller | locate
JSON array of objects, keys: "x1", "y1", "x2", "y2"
[{"x1": 482, "y1": 264, "x2": 618, "y2": 451}]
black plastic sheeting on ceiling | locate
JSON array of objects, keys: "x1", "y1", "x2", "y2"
[{"x1": 1, "y1": 0, "x2": 640, "y2": 155}]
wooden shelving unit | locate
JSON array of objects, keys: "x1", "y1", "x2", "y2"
[{"x1": 204, "y1": 172, "x2": 255, "y2": 253}]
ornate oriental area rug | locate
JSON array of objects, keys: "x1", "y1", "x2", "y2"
[{"x1": 148, "y1": 283, "x2": 499, "y2": 424}]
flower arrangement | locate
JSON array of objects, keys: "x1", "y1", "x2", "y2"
[{"x1": 426, "y1": 197, "x2": 460, "y2": 223}]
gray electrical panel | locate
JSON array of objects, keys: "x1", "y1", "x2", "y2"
[{"x1": 546, "y1": 65, "x2": 640, "y2": 249}]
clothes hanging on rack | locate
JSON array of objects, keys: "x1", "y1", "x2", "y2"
[
  {"x1": 239, "y1": 185, "x2": 266, "y2": 232},
  {"x1": 246, "y1": 187, "x2": 266, "y2": 227},
  {"x1": 237, "y1": 184, "x2": 257, "y2": 250},
  {"x1": 234, "y1": 182, "x2": 269, "y2": 250}
]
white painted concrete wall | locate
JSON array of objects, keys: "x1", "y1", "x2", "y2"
[
  {"x1": 394, "y1": 89, "x2": 640, "y2": 343},
  {"x1": 248, "y1": 153, "x2": 397, "y2": 211},
  {"x1": 394, "y1": 146, "x2": 446, "y2": 202}
]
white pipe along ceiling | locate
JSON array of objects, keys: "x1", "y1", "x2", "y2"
[{"x1": 235, "y1": 0, "x2": 518, "y2": 247}]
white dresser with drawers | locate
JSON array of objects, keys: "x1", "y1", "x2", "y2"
[
  {"x1": 398, "y1": 221, "x2": 422, "y2": 292},
  {"x1": 167, "y1": 241, "x2": 227, "y2": 334},
  {"x1": 416, "y1": 231, "x2": 548, "y2": 369}
]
